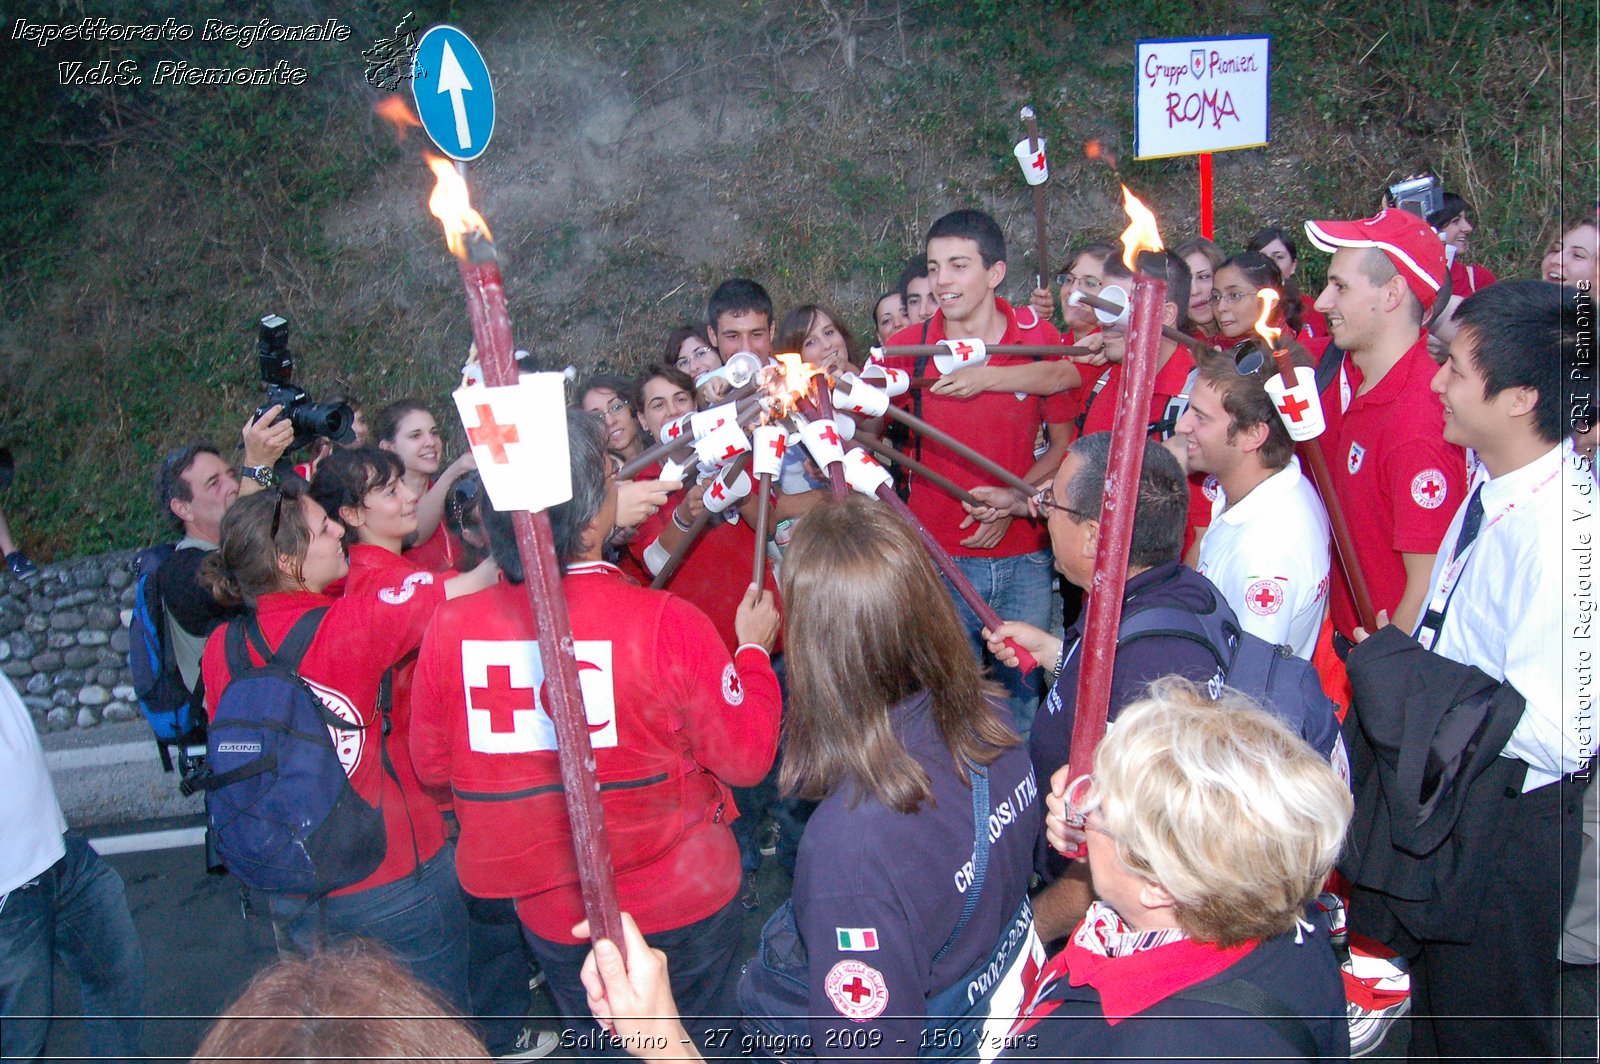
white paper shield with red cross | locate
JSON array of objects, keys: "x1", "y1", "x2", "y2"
[
  {"x1": 460, "y1": 638, "x2": 618, "y2": 755},
  {"x1": 1263, "y1": 365, "x2": 1327, "y2": 441},
  {"x1": 452, "y1": 374, "x2": 572, "y2": 513}
]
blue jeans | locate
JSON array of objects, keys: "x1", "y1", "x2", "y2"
[
  {"x1": 521, "y1": 896, "x2": 744, "y2": 1060},
  {"x1": 267, "y1": 843, "x2": 470, "y2": 1013},
  {"x1": 946, "y1": 549, "x2": 1054, "y2": 736},
  {"x1": 0, "y1": 832, "x2": 144, "y2": 1062}
]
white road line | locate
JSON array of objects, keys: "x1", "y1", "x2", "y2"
[
  {"x1": 45, "y1": 741, "x2": 156, "y2": 771},
  {"x1": 89, "y1": 827, "x2": 207, "y2": 855}
]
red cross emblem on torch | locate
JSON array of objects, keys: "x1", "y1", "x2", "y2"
[
  {"x1": 468, "y1": 404, "x2": 521, "y2": 463},
  {"x1": 1032, "y1": 150, "x2": 1046, "y2": 172},
  {"x1": 1277, "y1": 392, "x2": 1311, "y2": 423},
  {"x1": 818, "y1": 423, "x2": 840, "y2": 447},
  {"x1": 953, "y1": 341, "x2": 973, "y2": 358},
  {"x1": 767, "y1": 434, "x2": 787, "y2": 462}
]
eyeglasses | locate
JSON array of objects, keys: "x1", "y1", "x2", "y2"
[
  {"x1": 676, "y1": 346, "x2": 715, "y2": 369},
  {"x1": 1033, "y1": 486, "x2": 1094, "y2": 522},
  {"x1": 1056, "y1": 273, "x2": 1104, "y2": 290},
  {"x1": 1208, "y1": 290, "x2": 1256, "y2": 306},
  {"x1": 588, "y1": 397, "x2": 629, "y2": 418}
]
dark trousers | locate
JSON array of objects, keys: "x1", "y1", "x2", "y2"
[
  {"x1": 1400, "y1": 775, "x2": 1585, "y2": 1060},
  {"x1": 520, "y1": 896, "x2": 744, "y2": 1060}
]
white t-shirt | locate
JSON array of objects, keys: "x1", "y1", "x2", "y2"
[
  {"x1": 0, "y1": 674, "x2": 67, "y2": 895},
  {"x1": 1420, "y1": 441, "x2": 1594, "y2": 792},
  {"x1": 1197, "y1": 458, "x2": 1331, "y2": 659}
]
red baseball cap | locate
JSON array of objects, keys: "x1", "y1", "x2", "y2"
[{"x1": 1304, "y1": 209, "x2": 1448, "y2": 310}]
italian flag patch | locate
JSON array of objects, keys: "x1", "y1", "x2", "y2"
[{"x1": 836, "y1": 927, "x2": 879, "y2": 952}]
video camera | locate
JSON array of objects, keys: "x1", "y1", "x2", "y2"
[
  {"x1": 256, "y1": 315, "x2": 355, "y2": 455},
  {"x1": 1387, "y1": 174, "x2": 1443, "y2": 221}
]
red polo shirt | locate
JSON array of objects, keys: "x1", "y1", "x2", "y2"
[
  {"x1": 1317, "y1": 336, "x2": 1465, "y2": 638},
  {"x1": 887, "y1": 300, "x2": 1071, "y2": 557}
]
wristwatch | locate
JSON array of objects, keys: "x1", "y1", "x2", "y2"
[{"x1": 241, "y1": 464, "x2": 278, "y2": 488}]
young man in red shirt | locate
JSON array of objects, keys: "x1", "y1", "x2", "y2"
[
  {"x1": 885, "y1": 209, "x2": 1078, "y2": 733},
  {"x1": 1303, "y1": 208, "x2": 1466, "y2": 648},
  {"x1": 411, "y1": 412, "x2": 781, "y2": 1052}
]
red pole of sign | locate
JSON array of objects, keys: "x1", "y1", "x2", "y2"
[{"x1": 1198, "y1": 153, "x2": 1214, "y2": 240}]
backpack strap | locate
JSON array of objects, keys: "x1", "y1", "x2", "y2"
[
  {"x1": 1115, "y1": 591, "x2": 1240, "y2": 675},
  {"x1": 1172, "y1": 978, "x2": 1320, "y2": 1060},
  {"x1": 931, "y1": 761, "x2": 990, "y2": 965},
  {"x1": 1313, "y1": 341, "x2": 1345, "y2": 399}
]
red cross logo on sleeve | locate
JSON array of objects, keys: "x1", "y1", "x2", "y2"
[
  {"x1": 817, "y1": 424, "x2": 840, "y2": 447},
  {"x1": 1277, "y1": 392, "x2": 1311, "y2": 423},
  {"x1": 1254, "y1": 586, "x2": 1278, "y2": 610},
  {"x1": 470, "y1": 665, "x2": 538, "y2": 732},
  {"x1": 467, "y1": 405, "x2": 521, "y2": 464},
  {"x1": 953, "y1": 341, "x2": 973, "y2": 357},
  {"x1": 1032, "y1": 150, "x2": 1047, "y2": 171},
  {"x1": 1419, "y1": 478, "x2": 1441, "y2": 500},
  {"x1": 726, "y1": 673, "x2": 741, "y2": 698}
]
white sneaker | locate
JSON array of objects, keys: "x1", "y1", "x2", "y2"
[{"x1": 500, "y1": 1027, "x2": 559, "y2": 1061}]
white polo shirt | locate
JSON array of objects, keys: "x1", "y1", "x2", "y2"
[{"x1": 1196, "y1": 457, "x2": 1331, "y2": 658}]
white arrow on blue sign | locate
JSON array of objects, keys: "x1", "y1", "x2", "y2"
[{"x1": 411, "y1": 25, "x2": 494, "y2": 162}]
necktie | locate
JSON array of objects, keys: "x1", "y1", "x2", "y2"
[{"x1": 1450, "y1": 484, "x2": 1485, "y2": 560}]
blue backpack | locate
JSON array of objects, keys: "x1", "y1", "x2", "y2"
[
  {"x1": 127, "y1": 544, "x2": 206, "y2": 767},
  {"x1": 1118, "y1": 591, "x2": 1343, "y2": 764},
  {"x1": 181, "y1": 609, "x2": 387, "y2": 895}
]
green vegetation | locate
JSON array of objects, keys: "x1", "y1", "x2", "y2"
[{"x1": 0, "y1": 0, "x2": 1592, "y2": 558}]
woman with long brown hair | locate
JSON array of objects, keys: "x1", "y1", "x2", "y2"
[{"x1": 735, "y1": 494, "x2": 1042, "y2": 1056}]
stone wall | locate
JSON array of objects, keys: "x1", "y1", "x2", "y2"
[{"x1": 0, "y1": 549, "x2": 142, "y2": 733}]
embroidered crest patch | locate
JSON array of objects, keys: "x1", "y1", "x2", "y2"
[
  {"x1": 825, "y1": 960, "x2": 888, "y2": 1021},
  {"x1": 1246, "y1": 578, "x2": 1284, "y2": 616},
  {"x1": 721, "y1": 663, "x2": 745, "y2": 706},
  {"x1": 1410, "y1": 469, "x2": 1448, "y2": 509},
  {"x1": 1347, "y1": 442, "x2": 1366, "y2": 475}
]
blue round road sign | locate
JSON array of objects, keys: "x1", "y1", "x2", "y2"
[{"x1": 411, "y1": 25, "x2": 495, "y2": 162}]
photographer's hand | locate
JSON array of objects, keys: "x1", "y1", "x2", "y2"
[{"x1": 239, "y1": 405, "x2": 294, "y2": 496}]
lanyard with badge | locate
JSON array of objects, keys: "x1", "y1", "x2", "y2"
[{"x1": 1413, "y1": 464, "x2": 1560, "y2": 651}]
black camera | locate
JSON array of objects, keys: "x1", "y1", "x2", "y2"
[
  {"x1": 255, "y1": 315, "x2": 355, "y2": 454},
  {"x1": 1387, "y1": 175, "x2": 1443, "y2": 221}
]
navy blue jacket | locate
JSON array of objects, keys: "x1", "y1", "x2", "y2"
[
  {"x1": 1009, "y1": 923, "x2": 1350, "y2": 1062},
  {"x1": 1030, "y1": 563, "x2": 1221, "y2": 879},
  {"x1": 790, "y1": 692, "x2": 1039, "y2": 1059}
]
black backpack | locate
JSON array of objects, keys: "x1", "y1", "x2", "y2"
[
  {"x1": 181, "y1": 609, "x2": 388, "y2": 895},
  {"x1": 126, "y1": 544, "x2": 206, "y2": 769},
  {"x1": 1118, "y1": 591, "x2": 1343, "y2": 764}
]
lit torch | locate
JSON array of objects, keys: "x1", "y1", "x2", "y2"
[
  {"x1": 425, "y1": 156, "x2": 626, "y2": 951},
  {"x1": 1254, "y1": 289, "x2": 1378, "y2": 632},
  {"x1": 1061, "y1": 185, "x2": 1169, "y2": 843}
]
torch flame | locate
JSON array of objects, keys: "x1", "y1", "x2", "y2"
[
  {"x1": 1118, "y1": 184, "x2": 1164, "y2": 272},
  {"x1": 374, "y1": 96, "x2": 422, "y2": 139},
  {"x1": 1253, "y1": 287, "x2": 1283, "y2": 350},
  {"x1": 426, "y1": 154, "x2": 491, "y2": 259},
  {"x1": 764, "y1": 352, "x2": 823, "y2": 419}
]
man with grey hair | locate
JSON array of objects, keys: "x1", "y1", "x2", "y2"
[
  {"x1": 410, "y1": 411, "x2": 782, "y2": 1054},
  {"x1": 986, "y1": 432, "x2": 1222, "y2": 943}
]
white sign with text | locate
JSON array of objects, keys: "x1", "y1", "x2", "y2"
[{"x1": 1134, "y1": 36, "x2": 1271, "y2": 160}]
